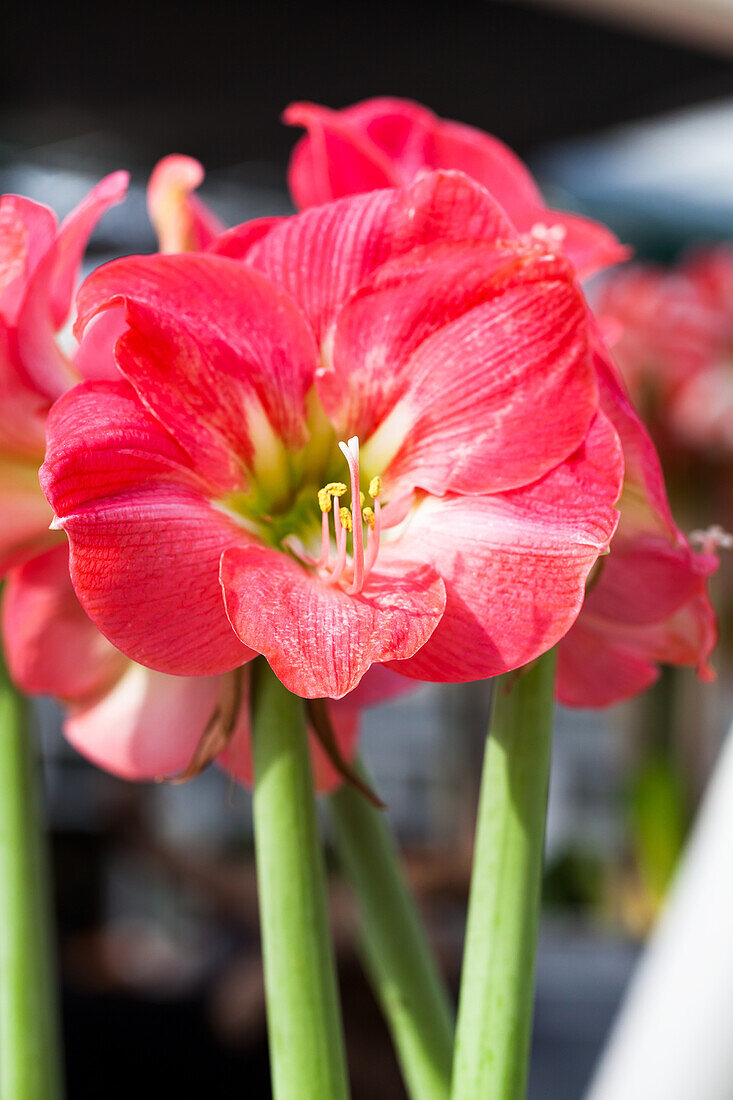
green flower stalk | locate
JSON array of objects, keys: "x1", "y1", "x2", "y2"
[
  {"x1": 329, "y1": 759, "x2": 454, "y2": 1100},
  {"x1": 451, "y1": 650, "x2": 557, "y2": 1100},
  {"x1": 250, "y1": 660, "x2": 350, "y2": 1100},
  {"x1": 0, "y1": 653, "x2": 64, "y2": 1100}
]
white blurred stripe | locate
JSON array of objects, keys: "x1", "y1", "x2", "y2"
[
  {"x1": 586, "y1": 726, "x2": 733, "y2": 1100},
  {"x1": 522, "y1": 0, "x2": 733, "y2": 55}
]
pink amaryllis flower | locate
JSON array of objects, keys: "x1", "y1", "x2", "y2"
[
  {"x1": 0, "y1": 168, "x2": 359, "y2": 789},
  {"x1": 41, "y1": 170, "x2": 623, "y2": 702},
  {"x1": 283, "y1": 97, "x2": 629, "y2": 278},
  {"x1": 556, "y1": 346, "x2": 717, "y2": 706},
  {"x1": 599, "y1": 249, "x2": 733, "y2": 455}
]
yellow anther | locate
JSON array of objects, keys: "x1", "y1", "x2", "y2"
[
  {"x1": 368, "y1": 476, "x2": 382, "y2": 499},
  {"x1": 324, "y1": 481, "x2": 348, "y2": 497},
  {"x1": 339, "y1": 506, "x2": 353, "y2": 532},
  {"x1": 362, "y1": 506, "x2": 375, "y2": 529},
  {"x1": 359, "y1": 490, "x2": 365, "y2": 506},
  {"x1": 317, "y1": 488, "x2": 332, "y2": 513}
]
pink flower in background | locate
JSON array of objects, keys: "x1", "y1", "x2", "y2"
[
  {"x1": 284, "y1": 97, "x2": 629, "y2": 277},
  {"x1": 42, "y1": 170, "x2": 623, "y2": 702},
  {"x1": 0, "y1": 173, "x2": 128, "y2": 572},
  {"x1": 600, "y1": 247, "x2": 733, "y2": 455},
  {"x1": 557, "y1": 347, "x2": 717, "y2": 707}
]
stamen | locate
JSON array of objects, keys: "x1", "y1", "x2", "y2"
[
  {"x1": 339, "y1": 437, "x2": 364, "y2": 594},
  {"x1": 363, "y1": 497, "x2": 382, "y2": 582},
  {"x1": 326, "y1": 494, "x2": 348, "y2": 584},
  {"x1": 315, "y1": 442, "x2": 387, "y2": 593}
]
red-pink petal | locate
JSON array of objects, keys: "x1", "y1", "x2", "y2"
[
  {"x1": 76, "y1": 254, "x2": 317, "y2": 484},
  {"x1": 2, "y1": 544, "x2": 125, "y2": 701},
  {"x1": 209, "y1": 216, "x2": 284, "y2": 258},
  {"x1": 547, "y1": 212, "x2": 630, "y2": 280},
  {"x1": 284, "y1": 98, "x2": 626, "y2": 277},
  {"x1": 65, "y1": 665, "x2": 224, "y2": 781},
  {"x1": 285, "y1": 101, "x2": 404, "y2": 208},
  {"x1": 387, "y1": 412, "x2": 622, "y2": 682},
  {"x1": 557, "y1": 589, "x2": 717, "y2": 708},
  {"x1": 326, "y1": 241, "x2": 596, "y2": 494},
  {"x1": 72, "y1": 306, "x2": 127, "y2": 382},
  {"x1": 49, "y1": 171, "x2": 129, "y2": 327},
  {"x1": 41, "y1": 381, "x2": 254, "y2": 676},
  {"x1": 581, "y1": 536, "x2": 715, "y2": 627},
  {"x1": 556, "y1": 620, "x2": 659, "y2": 708},
  {"x1": 0, "y1": 195, "x2": 57, "y2": 323},
  {"x1": 147, "y1": 155, "x2": 224, "y2": 254},
  {"x1": 220, "y1": 544, "x2": 446, "y2": 699},
  {"x1": 16, "y1": 173, "x2": 128, "y2": 402},
  {"x1": 0, "y1": 453, "x2": 58, "y2": 574},
  {"x1": 242, "y1": 170, "x2": 515, "y2": 342}
]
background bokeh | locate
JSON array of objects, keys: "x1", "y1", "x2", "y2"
[{"x1": 3, "y1": 3, "x2": 733, "y2": 1096}]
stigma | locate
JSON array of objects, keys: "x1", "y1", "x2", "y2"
[{"x1": 314, "y1": 437, "x2": 383, "y2": 594}]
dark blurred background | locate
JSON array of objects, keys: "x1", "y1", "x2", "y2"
[{"x1": 3, "y1": 3, "x2": 733, "y2": 1097}]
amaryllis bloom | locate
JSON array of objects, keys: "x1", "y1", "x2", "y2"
[
  {"x1": 557, "y1": 347, "x2": 717, "y2": 707},
  {"x1": 599, "y1": 249, "x2": 733, "y2": 454},
  {"x1": 0, "y1": 167, "x2": 358, "y2": 789},
  {"x1": 284, "y1": 97, "x2": 629, "y2": 278},
  {"x1": 41, "y1": 170, "x2": 623, "y2": 702}
]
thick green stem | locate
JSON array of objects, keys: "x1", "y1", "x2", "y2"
[
  {"x1": 328, "y1": 759, "x2": 454, "y2": 1100},
  {"x1": 250, "y1": 661, "x2": 350, "y2": 1100},
  {"x1": 0, "y1": 655, "x2": 64, "y2": 1100},
  {"x1": 451, "y1": 650, "x2": 557, "y2": 1100}
]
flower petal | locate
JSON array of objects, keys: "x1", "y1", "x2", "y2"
[
  {"x1": 284, "y1": 98, "x2": 626, "y2": 278},
  {"x1": 220, "y1": 544, "x2": 446, "y2": 699},
  {"x1": 0, "y1": 453, "x2": 58, "y2": 574},
  {"x1": 49, "y1": 171, "x2": 129, "y2": 327},
  {"x1": 557, "y1": 590, "x2": 717, "y2": 708},
  {"x1": 285, "y1": 100, "x2": 405, "y2": 207},
  {"x1": 16, "y1": 173, "x2": 128, "y2": 402},
  {"x1": 327, "y1": 240, "x2": 597, "y2": 494},
  {"x1": 76, "y1": 254, "x2": 318, "y2": 484},
  {"x1": 147, "y1": 155, "x2": 224, "y2": 254},
  {"x1": 582, "y1": 536, "x2": 715, "y2": 627},
  {"x1": 41, "y1": 381, "x2": 254, "y2": 676},
  {"x1": 556, "y1": 620, "x2": 659, "y2": 708},
  {"x1": 0, "y1": 195, "x2": 57, "y2": 323},
  {"x1": 64, "y1": 665, "x2": 224, "y2": 781},
  {"x1": 2, "y1": 544, "x2": 125, "y2": 700},
  {"x1": 242, "y1": 170, "x2": 515, "y2": 341},
  {"x1": 387, "y1": 411, "x2": 622, "y2": 681},
  {"x1": 72, "y1": 306, "x2": 127, "y2": 382}
]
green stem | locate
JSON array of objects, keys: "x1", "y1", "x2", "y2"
[
  {"x1": 250, "y1": 661, "x2": 350, "y2": 1100},
  {"x1": 451, "y1": 650, "x2": 557, "y2": 1100},
  {"x1": 0, "y1": 654, "x2": 64, "y2": 1100},
  {"x1": 328, "y1": 759, "x2": 454, "y2": 1100}
]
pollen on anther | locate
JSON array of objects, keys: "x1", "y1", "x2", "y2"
[
  {"x1": 339, "y1": 506, "x2": 353, "y2": 532},
  {"x1": 362, "y1": 506, "x2": 375, "y2": 529},
  {"x1": 325, "y1": 481, "x2": 348, "y2": 497},
  {"x1": 318, "y1": 488, "x2": 332, "y2": 513},
  {"x1": 369, "y1": 476, "x2": 382, "y2": 499}
]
